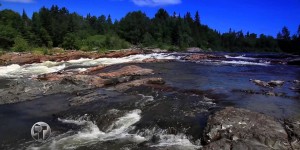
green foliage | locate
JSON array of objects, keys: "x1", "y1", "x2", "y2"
[
  {"x1": 118, "y1": 11, "x2": 150, "y2": 44},
  {"x1": 81, "y1": 34, "x2": 129, "y2": 51},
  {"x1": 0, "y1": 25, "x2": 19, "y2": 49},
  {"x1": 12, "y1": 36, "x2": 30, "y2": 52},
  {"x1": 62, "y1": 33, "x2": 80, "y2": 50}
]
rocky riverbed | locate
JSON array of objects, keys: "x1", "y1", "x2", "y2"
[{"x1": 0, "y1": 50, "x2": 299, "y2": 149}]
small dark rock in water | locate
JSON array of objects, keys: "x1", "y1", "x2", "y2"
[
  {"x1": 203, "y1": 107, "x2": 292, "y2": 150},
  {"x1": 250, "y1": 79, "x2": 285, "y2": 88},
  {"x1": 293, "y1": 80, "x2": 300, "y2": 84},
  {"x1": 250, "y1": 79, "x2": 270, "y2": 88},
  {"x1": 268, "y1": 80, "x2": 285, "y2": 87}
]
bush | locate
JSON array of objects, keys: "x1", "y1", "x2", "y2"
[
  {"x1": 81, "y1": 34, "x2": 130, "y2": 51},
  {"x1": 12, "y1": 36, "x2": 30, "y2": 52},
  {"x1": 31, "y1": 47, "x2": 48, "y2": 55}
]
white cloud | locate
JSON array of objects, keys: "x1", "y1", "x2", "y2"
[
  {"x1": 131, "y1": 0, "x2": 181, "y2": 6},
  {"x1": 2, "y1": 0, "x2": 33, "y2": 3}
]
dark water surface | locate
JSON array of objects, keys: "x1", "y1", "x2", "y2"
[{"x1": 0, "y1": 53, "x2": 299, "y2": 150}]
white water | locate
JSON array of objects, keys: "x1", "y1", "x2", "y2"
[
  {"x1": 0, "y1": 53, "x2": 179, "y2": 78},
  {"x1": 137, "y1": 127, "x2": 201, "y2": 149},
  {"x1": 220, "y1": 60, "x2": 270, "y2": 66},
  {"x1": 28, "y1": 109, "x2": 144, "y2": 150},
  {"x1": 224, "y1": 55, "x2": 256, "y2": 60},
  {"x1": 28, "y1": 108, "x2": 200, "y2": 150}
]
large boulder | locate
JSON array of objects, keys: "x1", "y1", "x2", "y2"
[{"x1": 203, "y1": 107, "x2": 292, "y2": 150}]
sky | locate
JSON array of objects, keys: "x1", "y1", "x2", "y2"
[{"x1": 0, "y1": 0, "x2": 299, "y2": 37}]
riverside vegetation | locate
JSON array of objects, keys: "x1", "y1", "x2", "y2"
[{"x1": 0, "y1": 5, "x2": 300, "y2": 54}]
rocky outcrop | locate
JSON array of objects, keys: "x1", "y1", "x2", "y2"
[
  {"x1": 142, "y1": 58, "x2": 172, "y2": 63},
  {"x1": 203, "y1": 107, "x2": 292, "y2": 150},
  {"x1": 284, "y1": 118, "x2": 300, "y2": 150},
  {"x1": 100, "y1": 50, "x2": 141, "y2": 58},
  {"x1": 184, "y1": 54, "x2": 223, "y2": 61},
  {"x1": 98, "y1": 65, "x2": 153, "y2": 78},
  {"x1": 114, "y1": 78, "x2": 165, "y2": 92},
  {"x1": 0, "y1": 50, "x2": 142, "y2": 65}
]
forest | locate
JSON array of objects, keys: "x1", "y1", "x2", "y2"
[{"x1": 0, "y1": 5, "x2": 299, "y2": 54}]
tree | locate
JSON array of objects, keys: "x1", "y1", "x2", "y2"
[
  {"x1": 118, "y1": 11, "x2": 150, "y2": 44},
  {"x1": 281, "y1": 26, "x2": 291, "y2": 40},
  {"x1": 297, "y1": 25, "x2": 300, "y2": 38},
  {"x1": 62, "y1": 33, "x2": 79, "y2": 50},
  {"x1": 12, "y1": 36, "x2": 30, "y2": 52},
  {"x1": 195, "y1": 11, "x2": 201, "y2": 26}
]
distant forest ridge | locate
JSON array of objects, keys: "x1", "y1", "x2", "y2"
[{"x1": 0, "y1": 5, "x2": 299, "y2": 53}]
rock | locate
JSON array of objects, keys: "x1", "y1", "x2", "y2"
[
  {"x1": 101, "y1": 50, "x2": 141, "y2": 58},
  {"x1": 65, "y1": 75, "x2": 107, "y2": 87},
  {"x1": 284, "y1": 118, "x2": 300, "y2": 150},
  {"x1": 0, "y1": 50, "x2": 141, "y2": 65},
  {"x1": 98, "y1": 65, "x2": 153, "y2": 78},
  {"x1": 142, "y1": 58, "x2": 171, "y2": 63},
  {"x1": 268, "y1": 80, "x2": 285, "y2": 87},
  {"x1": 250, "y1": 79, "x2": 285, "y2": 88},
  {"x1": 250, "y1": 79, "x2": 270, "y2": 88},
  {"x1": 184, "y1": 54, "x2": 223, "y2": 61},
  {"x1": 79, "y1": 65, "x2": 106, "y2": 75},
  {"x1": 294, "y1": 80, "x2": 300, "y2": 84},
  {"x1": 203, "y1": 107, "x2": 292, "y2": 150},
  {"x1": 114, "y1": 78, "x2": 165, "y2": 92}
]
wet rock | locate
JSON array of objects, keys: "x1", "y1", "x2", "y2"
[
  {"x1": 268, "y1": 80, "x2": 285, "y2": 87},
  {"x1": 98, "y1": 65, "x2": 153, "y2": 78},
  {"x1": 114, "y1": 78, "x2": 165, "y2": 92},
  {"x1": 250, "y1": 79, "x2": 285, "y2": 88},
  {"x1": 294, "y1": 80, "x2": 300, "y2": 84},
  {"x1": 79, "y1": 65, "x2": 106, "y2": 75},
  {"x1": 284, "y1": 118, "x2": 300, "y2": 150},
  {"x1": 0, "y1": 79, "x2": 91, "y2": 104},
  {"x1": 142, "y1": 58, "x2": 171, "y2": 63},
  {"x1": 101, "y1": 50, "x2": 141, "y2": 58},
  {"x1": 69, "y1": 91, "x2": 108, "y2": 106},
  {"x1": 0, "y1": 50, "x2": 142, "y2": 65},
  {"x1": 65, "y1": 75, "x2": 107, "y2": 87},
  {"x1": 250, "y1": 79, "x2": 270, "y2": 88},
  {"x1": 184, "y1": 54, "x2": 223, "y2": 61},
  {"x1": 203, "y1": 107, "x2": 292, "y2": 150}
]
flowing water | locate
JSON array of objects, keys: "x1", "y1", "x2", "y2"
[{"x1": 0, "y1": 52, "x2": 299, "y2": 150}]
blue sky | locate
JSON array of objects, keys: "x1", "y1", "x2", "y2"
[{"x1": 0, "y1": 0, "x2": 299, "y2": 37}]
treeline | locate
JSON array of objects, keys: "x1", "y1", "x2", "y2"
[{"x1": 0, "y1": 5, "x2": 300, "y2": 53}]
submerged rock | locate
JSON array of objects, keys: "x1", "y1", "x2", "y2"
[{"x1": 203, "y1": 107, "x2": 292, "y2": 150}]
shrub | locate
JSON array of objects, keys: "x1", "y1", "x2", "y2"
[{"x1": 12, "y1": 36, "x2": 30, "y2": 52}]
